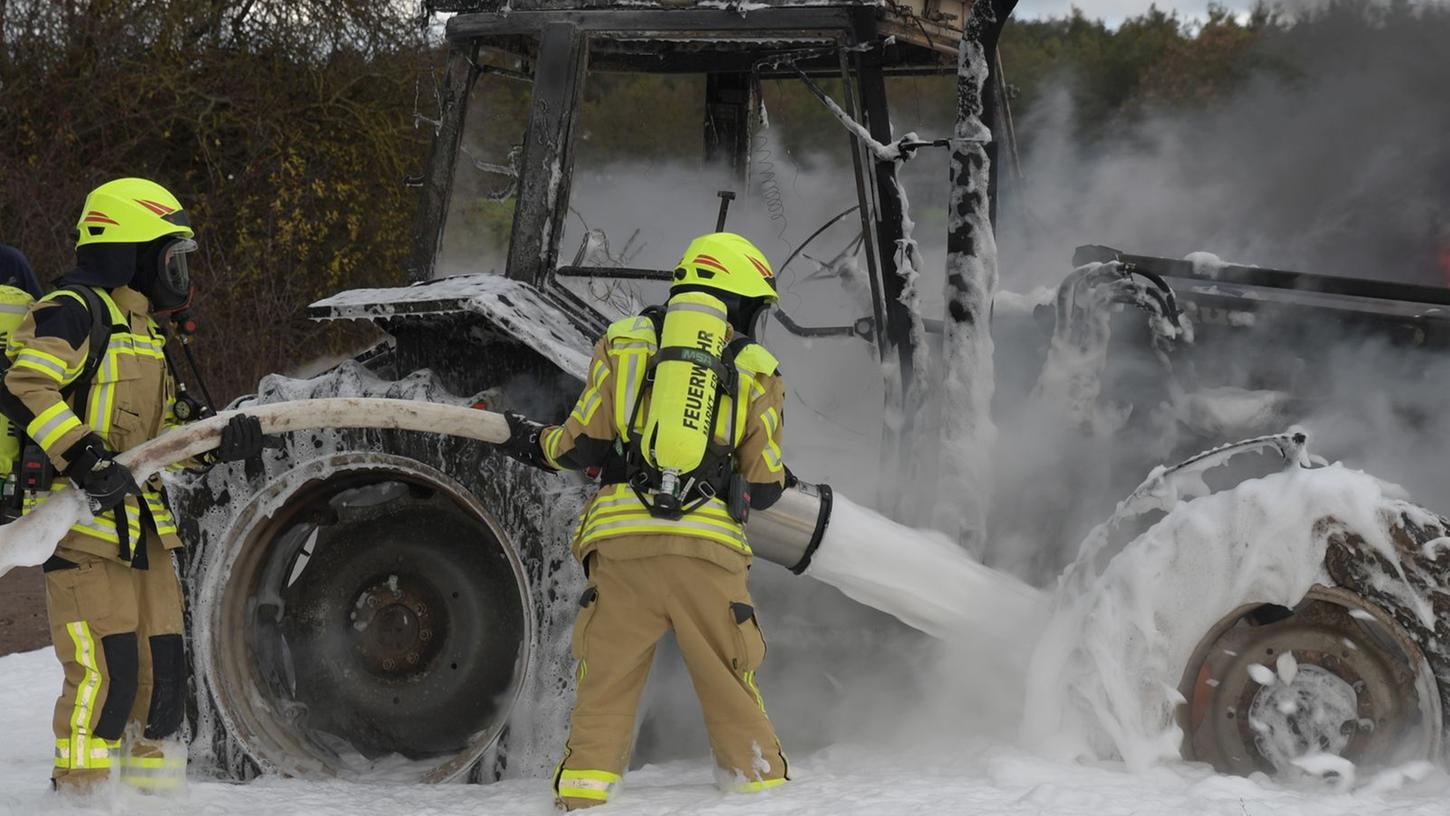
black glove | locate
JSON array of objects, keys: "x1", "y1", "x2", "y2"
[
  {"x1": 216, "y1": 414, "x2": 269, "y2": 463},
  {"x1": 784, "y1": 465, "x2": 800, "y2": 489},
  {"x1": 64, "y1": 434, "x2": 139, "y2": 512},
  {"x1": 499, "y1": 411, "x2": 554, "y2": 471}
]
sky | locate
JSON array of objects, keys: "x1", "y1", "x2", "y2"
[
  {"x1": 1013, "y1": 0, "x2": 1256, "y2": 24},
  {"x1": 1014, "y1": 0, "x2": 1449, "y2": 26}
]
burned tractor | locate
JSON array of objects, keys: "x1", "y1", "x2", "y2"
[{"x1": 164, "y1": 0, "x2": 1450, "y2": 788}]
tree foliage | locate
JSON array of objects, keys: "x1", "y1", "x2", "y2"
[{"x1": 0, "y1": 0, "x2": 432, "y2": 400}]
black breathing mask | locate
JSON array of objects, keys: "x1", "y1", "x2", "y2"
[
  {"x1": 735, "y1": 297, "x2": 774, "y2": 339},
  {"x1": 150, "y1": 237, "x2": 197, "y2": 313}
]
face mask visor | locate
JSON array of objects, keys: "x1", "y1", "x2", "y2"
[
  {"x1": 740, "y1": 297, "x2": 777, "y2": 339},
  {"x1": 155, "y1": 237, "x2": 197, "y2": 312}
]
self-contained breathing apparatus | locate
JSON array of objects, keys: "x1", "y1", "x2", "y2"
[
  {"x1": 612, "y1": 291, "x2": 758, "y2": 524},
  {"x1": 0, "y1": 297, "x2": 215, "y2": 523},
  {"x1": 605, "y1": 220, "x2": 781, "y2": 526},
  {"x1": 0, "y1": 285, "x2": 111, "y2": 521}
]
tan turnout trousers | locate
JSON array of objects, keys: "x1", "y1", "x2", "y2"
[
  {"x1": 554, "y1": 548, "x2": 788, "y2": 809},
  {"x1": 45, "y1": 529, "x2": 187, "y2": 793}
]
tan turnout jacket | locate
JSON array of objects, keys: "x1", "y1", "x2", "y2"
[
  {"x1": 541, "y1": 315, "x2": 787, "y2": 573},
  {"x1": 5, "y1": 285, "x2": 183, "y2": 561}
]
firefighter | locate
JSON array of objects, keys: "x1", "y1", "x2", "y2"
[
  {"x1": 0, "y1": 178, "x2": 264, "y2": 795},
  {"x1": 501, "y1": 232, "x2": 791, "y2": 810},
  {"x1": 0, "y1": 246, "x2": 44, "y2": 501}
]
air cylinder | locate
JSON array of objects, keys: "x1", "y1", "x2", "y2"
[{"x1": 640, "y1": 290, "x2": 730, "y2": 496}]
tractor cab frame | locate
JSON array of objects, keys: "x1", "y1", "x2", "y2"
[{"x1": 405, "y1": 0, "x2": 1006, "y2": 413}]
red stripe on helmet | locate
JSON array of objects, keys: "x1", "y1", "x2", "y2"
[
  {"x1": 135, "y1": 199, "x2": 176, "y2": 216},
  {"x1": 748, "y1": 257, "x2": 773, "y2": 278},
  {"x1": 82, "y1": 211, "x2": 120, "y2": 225},
  {"x1": 693, "y1": 255, "x2": 729, "y2": 273}
]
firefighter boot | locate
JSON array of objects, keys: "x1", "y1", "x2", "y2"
[
  {"x1": 119, "y1": 733, "x2": 186, "y2": 794},
  {"x1": 51, "y1": 766, "x2": 113, "y2": 798}
]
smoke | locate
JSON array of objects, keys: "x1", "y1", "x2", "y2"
[
  {"x1": 431, "y1": 3, "x2": 1450, "y2": 768},
  {"x1": 984, "y1": 0, "x2": 1450, "y2": 581},
  {"x1": 999, "y1": 1, "x2": 1450, "y2": 288}
]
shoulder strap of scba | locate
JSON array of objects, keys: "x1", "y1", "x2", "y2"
[
  {"x1": 0, "y1": 285, "x2": 117, "y2": 440},
  {"x1": 42, "y1": 286, "x2": 120, "y2": 415}
]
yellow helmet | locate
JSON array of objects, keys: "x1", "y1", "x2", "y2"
[
  {"x1": 75, "y1": 178, "x2": 193, "y2": 248},
  {"x1": 672, "y1": 232, "x2": 778, "y2": 303}
]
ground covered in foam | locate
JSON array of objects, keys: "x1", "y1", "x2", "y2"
[{"x1": 3, "y1": 649, "x2": 1446, "y2": 816}]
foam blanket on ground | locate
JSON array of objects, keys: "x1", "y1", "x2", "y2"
[{"x1": 1, "y1": 648, "x2": 1447, "y2": 815}]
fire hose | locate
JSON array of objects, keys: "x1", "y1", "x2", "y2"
[{"x1": 0, "y1": 398, "x2": 833, "y2": 580}]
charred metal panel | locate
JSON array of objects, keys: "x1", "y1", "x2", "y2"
[
  {"x1": 409, "y1": 44, "x2": 479, "y2": 284},
  {"x1": 704, "y1": 71, "x2": 753, "y2": 180},
  {"x1": 446, "y1": 7, "x2": 857, "y2": 41},
  {"x1": 1078, "y1": 246, "x2": 1450, "y2": 308},
  {"x1": 506, "y1": 23, "x2": 588, "y2": 288},
  {"x1": 307, "y1": 275, "x2": 596, "y2": 382},
  {"x1": 1078, "y1": 246, "x2": 1450, "y2": 349}
]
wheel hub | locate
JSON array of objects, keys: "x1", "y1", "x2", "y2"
[
  {"x1": 1179, "y1": 586, "x2": 1441, "y2": 776},
  {"x1": 1246, "y1": 664, "x2": 1359, "y2": 771},
  {"x1": 351, "y1": 576, "x2": 445, "y2": 676}
]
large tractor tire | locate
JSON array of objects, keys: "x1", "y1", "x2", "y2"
[
  {"x1": 168, "y1": 364, "x2": 590, "y2": 782},
  {"x1": 1174, "y1": 506, "x2": 1450, "y2": 776},
  {"x1": 1025, "y1": 446, "x2": 1449, "y2": 778}
]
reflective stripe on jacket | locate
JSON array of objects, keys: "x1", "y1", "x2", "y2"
[
  {"x1": 4, "y1": 286, "x2": 183, "y2": 559},
  {"x1": 540, "y1": 314, "x2": 787, "y2": 567}
]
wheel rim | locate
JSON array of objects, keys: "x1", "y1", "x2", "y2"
[
  {"x1": 200, "y1": 453, "x2": 533, "y2": 782},
  {"x1": 1179, "y1": 585, "x2": 1442, "y2": 776}
]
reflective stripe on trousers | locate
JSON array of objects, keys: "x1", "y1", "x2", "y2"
[
  {"x1": 120, "y1": 752, "x2": 186, "y2": 790},
  {"x1": 54, "y1": 737, "x2": 119, "y2": 771},
  {"x1": 59, "y1": 622, "x2": 110, "y2": 769},
  {"x1": 556, "y1": 768, "x2": 621, "y2": 802}
]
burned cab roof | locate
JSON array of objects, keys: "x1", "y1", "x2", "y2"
[{"x1": 433, "y1": 0, "x2": 970, "y2": 62}]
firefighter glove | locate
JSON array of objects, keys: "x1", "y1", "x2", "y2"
[
  {"x1": 500, "y1": 411, "x2": 553, "y2": 471},
  {"x1": 216, "y1": 414, "x2": 270, "y2": 462},
  {"x1": 65, "y1": 434, "x2": 139, "y2": 512}
]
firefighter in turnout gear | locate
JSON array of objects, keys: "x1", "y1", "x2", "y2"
[
  {"x1": 501, "y1": 232, "x2": 791, "y2": 810},
  {"x1": 0, "y1": 179, "x2": 264, "y2": 795}
]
